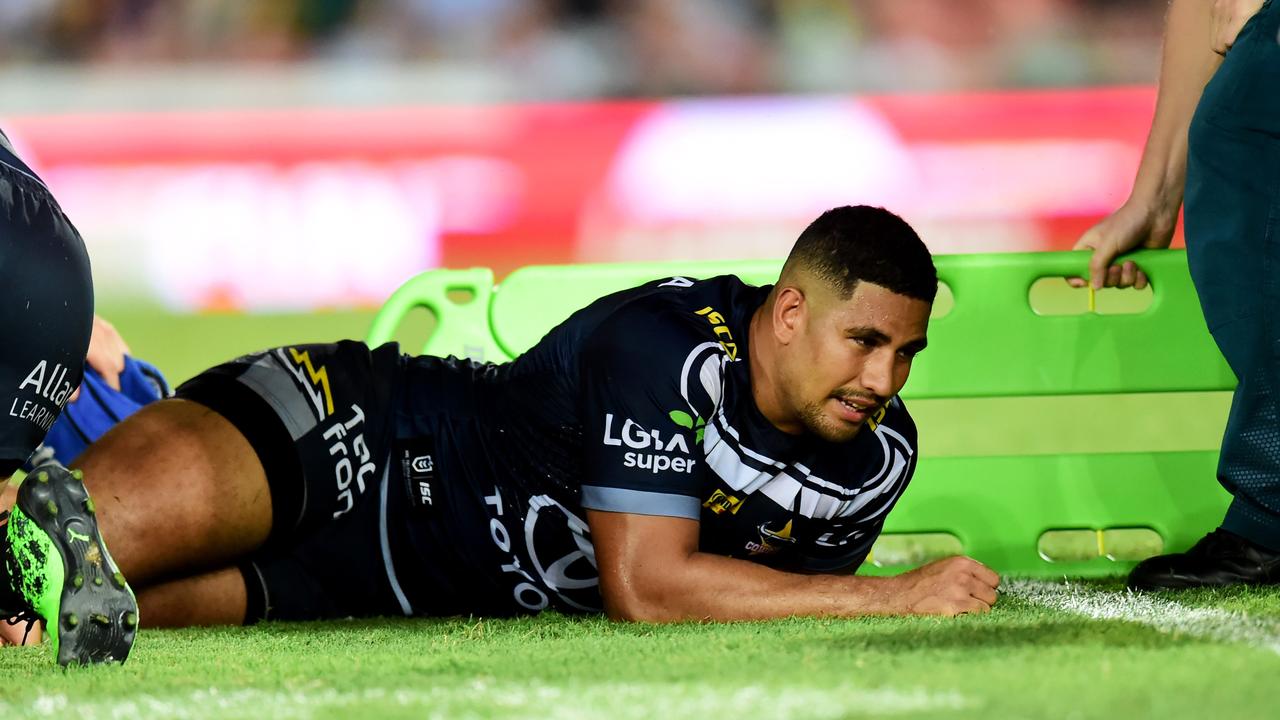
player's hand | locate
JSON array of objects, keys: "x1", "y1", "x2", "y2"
[
  {"x1": 1211, "y1": 0, "x2": 1265, "y2": 55},
  {"x1": 71, "y1": 315, "x2": 131, "y2": 401},
  {"x1": 888, "y1": 556, "x2": 1000, "y2": 616},
  {"x1": 1068, "y1": 202, "x2": 1177, "y2": 290}
]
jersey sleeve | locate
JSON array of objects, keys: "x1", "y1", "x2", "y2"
[{"x1": 578, "y1": 312, "x2": 721, "y2": 521}]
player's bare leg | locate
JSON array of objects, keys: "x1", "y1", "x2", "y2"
[
  {"x1": 136, "y1": 567, "x2": 247, "y2": 627},
  {"x1": 1, "y1": 398, "x2": 272, "y2": 648},
  {"x1": 72, "y1": 398, "x2": 274, "y2": 585}
]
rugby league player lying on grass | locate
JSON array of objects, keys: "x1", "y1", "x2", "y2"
[{"x1": 0, "y1": 206, "x2": 999, "y2": 666}]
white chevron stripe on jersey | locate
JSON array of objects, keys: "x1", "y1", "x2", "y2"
[
  {"x1": 678, "y1": 342, "x2": 726, "y2": 416},
  {"x1": 704, "y1": 419, "x2": 785, "y2": 494},
  {"x1": 702, "y1": 400, "x2": 915, "y2": 521}
]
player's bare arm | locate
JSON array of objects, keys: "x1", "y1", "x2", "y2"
[
  {"x1": 589, "y1": 510, "x2": 998, "y2": 621},
  {"x1": 1073, "y1": 0, "x2": 1230, "y2": 289}
]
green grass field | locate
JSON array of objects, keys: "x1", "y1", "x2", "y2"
[
  {"x1": 2, "y1": 579, "x2": 1278, "y2": 719},
  {"x1": 49, "y1": 303, "x2": 1256, "y2": 719}
]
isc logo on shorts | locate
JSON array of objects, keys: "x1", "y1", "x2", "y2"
[
  {"x1": 398, "y1": 436, "x2": 438, "y2": 514},
  {"x1": 410, "y1": 455, "x2": 434, "y2": 508}
]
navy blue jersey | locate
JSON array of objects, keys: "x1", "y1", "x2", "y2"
[{"x1": 394, "y1": 275, "x2": 919, "y2": 616}]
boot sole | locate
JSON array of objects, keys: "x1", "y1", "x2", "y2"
[{"x1": 18, "y1": 469, "x2": 137, "y2": 666}]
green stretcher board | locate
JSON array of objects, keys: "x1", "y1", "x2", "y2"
[{"x1": 367, "y1": 250, "x2": 1235, "y2": 578}]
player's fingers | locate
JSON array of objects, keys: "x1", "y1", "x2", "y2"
[
  {"x1": 1135, "y1": 269, "x2": 1150, "y2": 291},
  {"x1": 1066, "y1": 276, "x2": 1087, "y2": 289},
  {"x1": 86, "y1": 316, "x2": 129, "y2": 391},
  {"x1": 969, "y1": 561, "x2": 1000, "y2": 589},
  {"x1": 969, "y1": 579, "x2": 998, "y2": 606},
  {"x1": 89, "y1": 357, "x2": 124, "y2": 391},
  {"x1": 86, "y1": 346, "x2": 126, "y2": 390}
]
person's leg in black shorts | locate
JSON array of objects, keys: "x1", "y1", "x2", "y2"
[
  {"x1": 54, "y1": 342, "x2": 409, "y2": 626},
  {"x1": 0, "y1": 131, "x2": 93, "y2": 477},
  {"x1": 0, "y1": 130, "x2": 144, "y2": 665}
]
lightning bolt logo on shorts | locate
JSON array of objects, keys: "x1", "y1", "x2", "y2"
[{"x1": 281, "y1": 348, "x2": 335, "y2": 420}]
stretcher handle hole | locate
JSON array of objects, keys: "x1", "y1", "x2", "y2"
[
  {"x1": 1028, "y1": 278, "x2": 1153, "y2": 316},
  {"x1": 1037, "y1": 527, "x2": 1163, "y2": 563},
  {"x1": 869, "y1": 532, "x2": 963, "y2": 568},
  {"x1": 446, "y1": 287, "x2": 477, "y2": 305}
]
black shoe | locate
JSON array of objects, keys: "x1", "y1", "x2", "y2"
[
  {"x1": 1127, "y1": 528, "x2": 1280, "y2": 591},
  {"x1": 5, "y1": 461, "x2": 138, "y2": 665}
]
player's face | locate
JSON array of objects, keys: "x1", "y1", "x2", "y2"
[{"x1": 783, "y1": 281, "x2": 930, "y2": 443}]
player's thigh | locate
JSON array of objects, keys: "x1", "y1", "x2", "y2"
[{"x1": 174, "y1": 341, "x2": 403, "y2": 545}]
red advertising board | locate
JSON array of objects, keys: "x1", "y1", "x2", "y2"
[{"x1": 7, "y1": 88, "x2": 1163, "y2": 311}]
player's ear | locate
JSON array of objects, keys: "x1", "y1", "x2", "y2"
[{"x1": 773, "y1": 286, "x2": 805, "y2": 344}]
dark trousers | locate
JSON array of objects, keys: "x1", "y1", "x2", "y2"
[{"x1": 1184, "y1": 0, "x2": 1280, "y2": 550}]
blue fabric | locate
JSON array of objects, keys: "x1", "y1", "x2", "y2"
[{"x1": 31, "y1": 357, "x2": 170, "y2": 467}]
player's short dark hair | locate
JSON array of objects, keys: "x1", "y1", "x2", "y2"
[{"x1": 783, "y1": 206, "x2": 937, "y2": 303}]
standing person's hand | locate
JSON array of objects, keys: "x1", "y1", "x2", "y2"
[
  {"x1": 1211, "y1": 0, "x2": 1266, "y2": 55},
  {"x1": 1070, "y1": 203, "x2": 1178, "y2": 290}
]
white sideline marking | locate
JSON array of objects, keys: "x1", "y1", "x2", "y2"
[
  {"x1": 11, "y1": 681, "x2": 972, "y2": 720},
  {"x1": 1006, "y1": 579, "x2": 1280, "y2": 655}
]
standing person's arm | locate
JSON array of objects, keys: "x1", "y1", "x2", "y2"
[{"x1": 1073, "y1": 0, "x2": 1253, "y2": 290}]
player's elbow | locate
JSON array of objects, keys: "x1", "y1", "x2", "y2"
[
  {"x1": 600, "y1": 578, "x2": 686, "y2": 623},
  {"x1": 604, "y1": 596, "x2": 675, "y2": 623}
]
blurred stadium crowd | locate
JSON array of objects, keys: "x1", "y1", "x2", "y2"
[{"x1": 0, "y1": 0, "x2": 1166, "y2": 97}]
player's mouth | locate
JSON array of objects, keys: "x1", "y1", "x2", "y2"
[{"x1": 831, "y1": 395, "x2": 880, "y2": 424}]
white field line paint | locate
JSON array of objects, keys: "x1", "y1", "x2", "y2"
[
  {"x1": 9, "y1": 681, "x2": 973, "y2": 720},
  {"x1": 1006, "y1": 578, "x2": 1280, "y2": 655}
]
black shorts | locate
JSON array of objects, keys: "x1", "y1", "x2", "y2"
[
  {"x1": 176, "y1": 341, "x2": 427, "y2": 622},
  {"x1": 0, "y1": 139, "x2": 93, "y2": 474}
]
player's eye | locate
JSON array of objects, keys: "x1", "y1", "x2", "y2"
[{"x1": 849, "y1": 335, "x2": 876, "y2": 348}]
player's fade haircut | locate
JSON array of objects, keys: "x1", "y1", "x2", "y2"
[{"x1": 782, "y1": 206, "x2": 937, "y2": 303}]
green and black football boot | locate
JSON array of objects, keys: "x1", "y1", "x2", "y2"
[
  {"x1": 4, "y1": 460, "x2": 138, "y2": 665},
  {"x1": 0, "y1": 509, "x2": 41, "y2": 645}
]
